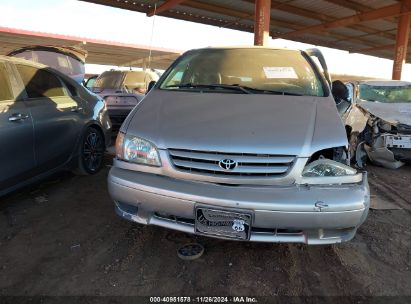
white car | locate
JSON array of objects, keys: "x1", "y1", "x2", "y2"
[{"x1": 344, "y1": 80, "x2": 411, "y2": 169}]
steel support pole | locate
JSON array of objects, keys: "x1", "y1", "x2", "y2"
[
  {"x1": 392, "y1": 9, "x2": 410, "y2": 79},
  {"x1": 254, "y1": 0, "x2": 271, "y2": 46}
]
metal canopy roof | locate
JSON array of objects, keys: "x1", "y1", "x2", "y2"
[
  {"x1": 0, "y1": 26, "x2": 182, "y2": 69},
  {"x1": 81, "y1": 0, "x2": 411, "y2": 63}
]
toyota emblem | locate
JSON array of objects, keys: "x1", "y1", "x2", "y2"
[{"x1": 219, "y1": 159, "x2": 237, "y2": 170}]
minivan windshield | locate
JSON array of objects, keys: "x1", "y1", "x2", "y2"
[
  {"x1": 359, "y1": 84, "x2": 411, "y2": 103},
  {"x1": 159, "y1": 48, "x2": 325, "y2": 96}
]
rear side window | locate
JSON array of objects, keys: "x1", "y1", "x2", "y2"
[
  {"x1": 85, "y1": 76, "x2": 97, "y2": 89},
  {"x1": 124, "y1": 71, "x2": 150, "y2": 89},
  {"x1": 0, "y1": 64, "x2": 13, "y2": 101},
  {"x1": 16, "y1": 65, "x2": 66, "y2": 98},
  {"x1": 62, "y1": 79, "x2": 78, "y2": 96}
]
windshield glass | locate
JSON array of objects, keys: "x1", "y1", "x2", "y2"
[
  {"x1": 94, "y1": 71, "x2": 125, "y2": 90},
  {"x1": 159, "y1": 48, "x2": 325, "y2": 96},
  {"x1": 94, "y1": 71, "x2": 153, "y2": 92},
  {"x1": 359, "y1": 84, "x2": 411, "y2": 103}
]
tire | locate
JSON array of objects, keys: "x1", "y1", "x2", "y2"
[{"x1": 75, "y1": 126, "x2": 105, "y2": 175}]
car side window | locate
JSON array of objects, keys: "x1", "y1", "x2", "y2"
[
  {"x1": 0, "y1": 64, "x2": 14, "y2": 101},
  {"x1": 85, "y1": 76, "x2": 96, "y2": 89},
  {"x1": 16, "y1": 65, "x2": 66, "y2": 99},
  {"x1": 62, "y1": 79, "x2": 78, "y2": 96}
]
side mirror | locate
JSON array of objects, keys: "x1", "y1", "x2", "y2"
[
  {"x1": 332, "y1": 80, "x2": 349, "y2": 104},
  {"x1": 147, "y1": 81, "x2": 156, "y2": 94}
]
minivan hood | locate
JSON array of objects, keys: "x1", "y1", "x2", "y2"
[
  {"x1": 126, "y1": 90, "x2": 347, "y2": 157},
  {"x1": 358, "y1": 100, "x2": 411, "y2": 126}
]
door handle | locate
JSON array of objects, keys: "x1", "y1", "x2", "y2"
[
  {"x1": 9, "y1": 113, "x2": 29, "y2": 122},
  {"x1": 70, "y1": 107, "x2": 83, "y2": 112}
]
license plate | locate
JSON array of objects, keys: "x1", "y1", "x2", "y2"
[{"x1": 195, "y1": 207, "x2": 252, "y2": 240}]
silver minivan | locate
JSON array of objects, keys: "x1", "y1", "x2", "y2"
[{"x1": 108, "y1": 47, "x2": 370, "y2": 245}]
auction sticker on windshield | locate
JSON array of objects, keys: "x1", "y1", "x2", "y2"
[
  {"x1": 195, "y1": 207, "x2": 252, "y2": 240},
  {"x1": 263, "y1": 66, "x2": 298, "y2": 79}
]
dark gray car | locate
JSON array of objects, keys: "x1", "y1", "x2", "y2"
[{"x1": 0, "y1": 55, "x2": 111, "y2": 196}]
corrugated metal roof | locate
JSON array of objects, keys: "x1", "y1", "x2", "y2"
[
  {"x1": 270, "y1": 10, "x2": 319, "y2": 27},
  {"x1": 290, "y1": 0, "x2": 356, "y2": 18},
  {"x1": 361, "y1": 0, "x2": 398, "y2": 9},
  {"x1": 80, "y1": 0, "x2": 411, "y2": 62}
]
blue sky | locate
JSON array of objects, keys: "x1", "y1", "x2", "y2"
[{"x1": 0, "y1": 0, "x2": 409, "y2": 79}]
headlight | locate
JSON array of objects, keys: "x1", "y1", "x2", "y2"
[
  {"x1": 116, "y1": 132, "x2": 161, "y2": 166},
  {"x1": 302, "y1": 159, "x2": 357, "y2": 177}
]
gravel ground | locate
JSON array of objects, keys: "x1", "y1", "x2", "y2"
[{"x1": 0, "y1": 161, "x2": 410, "y2": 301}]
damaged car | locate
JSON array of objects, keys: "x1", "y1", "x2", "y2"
[
  {"x1": 108, "y1": 47, "x2": 370, "y2": 245},
  {"x1": 343, "y1": 80, "x2": 411, "y2": 169}
]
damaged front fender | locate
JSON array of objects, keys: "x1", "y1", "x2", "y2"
[
  {"x1": 364, "y1": 139, "x2": 405, "y2": 169},
  {"x1": 345, "y1": 104, "x2": 409, "y2": 169}
]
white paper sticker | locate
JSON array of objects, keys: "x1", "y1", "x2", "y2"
[{"x1": 263, "y1": 67, "x2": 298, "y2": 79}]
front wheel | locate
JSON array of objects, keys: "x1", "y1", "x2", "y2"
[{"x1": 75, "y1": 126, "x2": 105, "y2": 175}]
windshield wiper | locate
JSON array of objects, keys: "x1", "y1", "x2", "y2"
[
  {"x1": 234, "y1": 85, "x2": 303, "y2": 96},
  {"x1": 167, "y1": 83, "x2": 302, "y2": 96},
  {"x1": 166, "y1": 83, "x2": 252, "y2": 94},
  {"x1": 166, "y1": 83, "x2": 303, "y2": 96}
]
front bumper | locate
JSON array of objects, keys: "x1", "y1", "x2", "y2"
[{"x1": 108, "y1": 167, "x2": 370, "y2": 245}]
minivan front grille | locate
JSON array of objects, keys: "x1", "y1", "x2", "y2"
[{"x1": 168, "y1": 149, "x2": 295, "y2": 177}]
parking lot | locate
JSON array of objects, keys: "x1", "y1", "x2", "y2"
[
  {"x1": 1, "y1": 155, "x2": 410, "y2": 297},
  {"x1": 2, "y1": 1, "x2": 411, "y2": 302}
]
